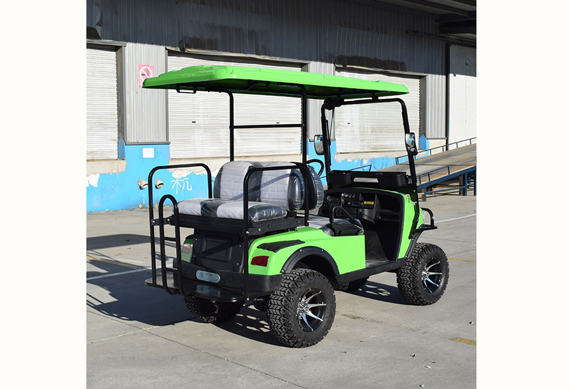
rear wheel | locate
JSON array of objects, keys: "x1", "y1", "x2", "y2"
[
  {"x1": 397, "y1": 243, "x2": 449, "y2": 305},
  {"x1": 267, "y1": 269, "x2": 336, "y2": 348},
  {"x1": 184, "y1": 295, "x2": 243, "y2": 323}
]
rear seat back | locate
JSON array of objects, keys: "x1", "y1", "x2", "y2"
[
  {"x1": 259, "y1": 162, "x2": 324, "y2": 212},
  {"x1": 178, "y1": 160, "x2": 324, "y2": 221},
  {"x1": 259, "y1": 162, "x2": 303, "y2": 211},
  {"x1": 213, "y1": 161, "x2": 263, "y2": 201}
]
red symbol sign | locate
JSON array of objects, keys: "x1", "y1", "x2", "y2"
[{"x1": 139, "y1": 65, "x2": 154, "y2": 87}]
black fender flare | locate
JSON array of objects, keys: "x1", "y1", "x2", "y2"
[{"x1": 281, "y1": 246, "x2": 340, "y2": 276}]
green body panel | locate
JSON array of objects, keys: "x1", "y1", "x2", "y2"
[
  {"x1": 248, "y1": 228, "x2": 366, "y2": 276},
  {"x1": 181, "y1": 188, "x2": 425, "y2": 274},
  {"x1": 416, "y1": 206, "x2": 425, "y2": 230},
  {"x1": 345, "y1": 187, "x2": 423, "y2": 260},
  {"x1": 143, "y1": 65, "x2": 408, "y2": 99},
  {"x1": 181, "y1": 229, "x2": 365, "y2": 277},
  {"x1": 397, "y1": 194, "x2": 419, "y2": 259},
  {"x1": 391, "y1": 188, "x2": 426, "y2": 259}
]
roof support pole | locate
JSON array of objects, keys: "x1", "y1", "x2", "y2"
[
  {"x1": 227, "y1": 91, "x2": 235, "y2": 161},
  {"x1": 301, "y1": 87, "x2": 308, "y2": 165},
  {"x1": 320, "y1": 103, "x2": 333, "y2": 173}
]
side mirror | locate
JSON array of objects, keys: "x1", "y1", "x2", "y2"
[
  {"x1": 405, "y1": 132, "x2": 418, "y2": 156},
  {"x1": 314, "y1": 134, "x2": 325, "y2": 156}
]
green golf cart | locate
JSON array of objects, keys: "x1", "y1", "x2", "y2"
[{"x1": 143, "y1": 65, "x2": 449, "y2": 348}]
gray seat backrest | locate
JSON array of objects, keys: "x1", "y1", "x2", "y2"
[
  {"x1": 259, "y1": 162, "x2": 324, "y2": 211},
  {"x1": 213, "y1": 161, "x2": 263, "y2": 201},
  {"x1": 213, "y1": 160, "x2": 324, "y2": 212}
]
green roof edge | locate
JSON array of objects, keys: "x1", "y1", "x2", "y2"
[{"x1": 142, "y1": 65, "x2": 409, "y2": 99}]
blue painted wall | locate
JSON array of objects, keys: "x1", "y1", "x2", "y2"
[
  {"x1": 87, "y1": 144, "x2": 211, "y2": 212},
  {"x1": 307, "y1": 139, "x2": 400, "y2": 186},
  {"x1": 419, "y1": 136, "x2": 429, "y2": 151},
  {"x1": 87, "y1": 137, "x2": 429, "y2": 212}
]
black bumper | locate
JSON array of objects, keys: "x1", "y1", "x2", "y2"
[{"x1": 146, "y1": 261, "x2": 283, "y2": 302}]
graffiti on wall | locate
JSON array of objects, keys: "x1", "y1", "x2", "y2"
[{"x1": 171, "y1": 178, "x2": 193, "y2": 194}]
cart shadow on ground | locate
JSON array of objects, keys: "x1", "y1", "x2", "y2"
[
  {"x1": 86, "y1": 232, "x2": 177, "y2": 281},
  {"x1": 87, "y1": 234, "x2": 153, "y2": 250},
  {"x1": 87, "y1": 258, "x2": 191, "y2": 327},
  {"x1": 211, "y1": 280, "x2": 409, "y2": 347},
  {"x1": 215, "y1": 304, "x2": 284, "y2": 347},
  {"x1": 344, "y1": 280, "x2": 408, "y2": 305},
  {"x1": 86, "y1": 260, "x2": 283, "y2": 345},
  {"x1": 87, "y1": 242, "x2": 408, "y2": 344},
  {"x1": 87, "y1": 260, "x2": 410, "y2": 345}
]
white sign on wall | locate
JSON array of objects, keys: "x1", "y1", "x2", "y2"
[
  {"x1": 142, "y1": 148, "x2": 155, "y2": 158},
  {"x1": 139, "y1": 65, "x2": 154, "y2": 87}
]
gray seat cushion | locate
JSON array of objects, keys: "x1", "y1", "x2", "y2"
[{"x1": 178, "y1": 198, "x2": 287, "y2": 222}]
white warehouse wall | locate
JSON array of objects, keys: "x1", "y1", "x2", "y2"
[{"x1": 448, "y1": 45, "x2": 477, "y2": 145}]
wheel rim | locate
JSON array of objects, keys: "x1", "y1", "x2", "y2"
[
  {"x1": 421, "y1": 258, "x2": 444, "y2": 294},
  {"x1": 296, "y1": 288, "x2": 327, "y2": 332}
]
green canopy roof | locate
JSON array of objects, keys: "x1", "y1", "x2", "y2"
[{"x1": 142, "y1": 65, "x2": 408, "y2": 99}]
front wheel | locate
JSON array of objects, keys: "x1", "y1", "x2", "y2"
[
  {"x1": 184, "y1": 295, "x2": 243, "y2": 323},
  {"x1": 267, "y1": 269, "x2": 336, "y2": 348},
  {"x1": 397, "y1": 243, "x2": 449, "y2": 305}
]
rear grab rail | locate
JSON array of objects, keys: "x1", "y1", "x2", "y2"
[{"x1": 147, "y1": 163, "x2": 212, "y2": 297}]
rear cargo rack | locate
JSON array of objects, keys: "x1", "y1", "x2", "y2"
[{"x1": 145, "y1": 163, "x2": 314, "y2": 302}]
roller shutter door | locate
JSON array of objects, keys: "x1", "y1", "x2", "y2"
[
  {"x1": 86, "y1": 47, "x2": 119, "y2": 160},
  {"x1": 167, "y1": 54, "x2": 302, "y2": 159},
  {"x1": 334, "y1": 68, "x2": 420, "y2": 154}
]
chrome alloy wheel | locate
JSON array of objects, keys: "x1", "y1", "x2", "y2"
[
  {"x1": 296, "y1": 288, "x2": 327, "y2": 332},
  {"x1": 421, "y1": 259, "x2": 443, "y2": 294}
]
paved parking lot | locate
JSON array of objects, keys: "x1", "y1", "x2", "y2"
[{"x1": 87, "y1": 193, "x2": 476, "y2": 389}]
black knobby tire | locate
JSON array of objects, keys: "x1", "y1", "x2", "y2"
[
  {"x1": 397, "y1": 243, "x2": 449, "y2": 305},
  {"x1": 335, "y1": 277, "x2": 369, "y2": 292},
  {"x1": 184, "y1": 295, "x2": 243, "y2": 324},
  {"x1": 267, "y1": 269, "x2": 336, "y2": 348}
]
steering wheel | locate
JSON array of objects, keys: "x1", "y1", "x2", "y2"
[{"x1": 307, "y1": 159, "x2": 325, "y2": 176}]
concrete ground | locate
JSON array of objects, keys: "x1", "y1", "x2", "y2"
[{"x1": 87, "y1": 191, "x2": 476, "y2": 389}]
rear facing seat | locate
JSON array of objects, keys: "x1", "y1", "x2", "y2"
[{"x1": 177, "y1": 161, "x2": 323, "y2": 222}]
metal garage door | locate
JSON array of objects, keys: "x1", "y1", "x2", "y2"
[
  {"x1": 334, "y1": 68, "x2": 421, "y2": 154},
  {"x1": 167, "y1": 54, "x2": 302, "y2": 159},
  {"x1": 86, "y1": 46, "x2": 119, "y2": 160}
]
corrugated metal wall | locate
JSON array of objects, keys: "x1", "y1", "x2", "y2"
[
  {"x1": 86, "y1": 46, "x2": 119, "y2": 159},
  {"x1": 88, "y1": 0, "x2": 446, "y2": 76},
  {"x1": 334, "y1": 68, "x2": 420, "y2": 154},
  {"x1": 87, "y1": 0, "x2": 452, "y2": 147},
  {"x1": 306, "y1": 62, "x2": 335, "y2": 140},
  {"x1": 166, "y1": 53, "x2": 303, "y2": 159},
  {"x1": 448, "y1": 45, "x2": 476, "y2": 144},
  {"x1": 424, "y1": 74, "x2": 447, "y2": 139},
  {"x1": 123, "y1": 43, "x2": 167, "y2": 143}
]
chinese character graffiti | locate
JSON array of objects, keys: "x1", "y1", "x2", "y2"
[{"x1": 171, "y1": 178, "x2": 193, "y2": 194}]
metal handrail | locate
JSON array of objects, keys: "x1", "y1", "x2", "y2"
[
  {"x1": 395, "y1": 137, "x2": 477, "y2": 165},
  {"x1": 157, "y1": 194, "x2": 182, "y2": 296},
  {"x1": 417, "y1": 165, "x2": 452, "y2": 185},
  {"x1": 147, "y1": 163, "x2": 212, "y2": 291}
]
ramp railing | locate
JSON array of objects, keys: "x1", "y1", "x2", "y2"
[{"x1": 395, "y1": 137, "x2": 476, "y2": 165}]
